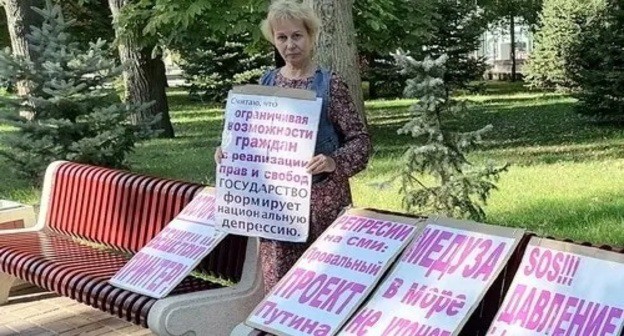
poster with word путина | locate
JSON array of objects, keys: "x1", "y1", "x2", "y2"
[
  {"x1": 488, "y1": 237, "x2": 624, "y2": 336},
  {"x1": 246, "y1": 208, "x2": 422, "y2": 336},
  {"x1": 339, "y1": 217, "x2": 524, "y2": 336},
  {"x1": 216, "y1": 85, "x2": 322, "y2": 243},
  {"x1": 109, "y1": 187, "x2": 227, "y2": 299}
]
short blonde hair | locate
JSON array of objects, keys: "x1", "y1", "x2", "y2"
[{"x1": 260, "y1": 0, "x2": 321, "y2": 45}]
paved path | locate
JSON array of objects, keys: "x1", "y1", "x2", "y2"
[{"x1": 0, "y1": 286, "x2": 154, "y2": 336}]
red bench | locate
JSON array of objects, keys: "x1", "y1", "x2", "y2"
[{"x1": 0, "y1": 161, "x2": 264, "y2": 335}]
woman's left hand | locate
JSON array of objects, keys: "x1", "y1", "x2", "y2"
[{"x1": 306, "y1": 154, "x2": 336, "y2": 175}]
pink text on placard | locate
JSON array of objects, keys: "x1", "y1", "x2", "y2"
[
  {"x1": 379, "y1": 277, "x2": 467, "y2": 319},
  {"x1": 302, "y1": 247, "x2": 383, "y2": 276},
  {"x1": 401, "y1": 226, "x2": 507, "y2": 281},
  {"x1": 495, "y1": 283, "x2": 624, "y2": 335},
  {"x1": 145, "y1": 235, "x2": 209, "y2": 260},
  {"x1": 227, "y1": 121, "x2": 315, "y2": 140},
  {"x1": 231, "y1": 109, "x2": 310, "y2": 126},
  {"x1": 113, "y1": 252, "x2": 186, "y2": 295},
  {"x1": 331, "y1": 216, "x2": 415, "y2": 242},
  {"x1": 344, "y1": 307, "x2": 452, "y2": 336},
  {"x1": 270, "y1": 267, "x2": 367, "y2": 315},
  {"x1": 156, "y1": 227, "x2": 218, "y2": 247},
  {"x1": 253, "y1": 300, "x2": 330, "y2": 336},
  {"x1": 178, "y1": 193, "x2": 215, "y2": 222},
  {"x1": 523, "y1": 247, "x2": 582, "y2": 286}
]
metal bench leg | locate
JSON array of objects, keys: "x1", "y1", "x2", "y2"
[{"x1": 0, "y1": 272, "x2": 16, "y2": 305}]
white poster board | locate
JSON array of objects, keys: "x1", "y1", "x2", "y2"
[
  {"x1": 246, "y1": 209, "x2": 422, "y2": 336},
  {"x1": 109, "y1": 187, "x2": 226, "y2": 298},
  {"x1": 488, "y1": 237, "x2": 624, "y2": 336},
  {"x1": 216, "y1": 85, "x2": 322, "y2": 242},
  {"x1": 339, "y1": 217, "x2": 524, "y2": 336}
]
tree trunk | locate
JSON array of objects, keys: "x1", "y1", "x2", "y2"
[
  {"x1": 3, "y1": 0, "x2": 42, "y2": 119},
  {"x1": 366, "y1": 52, "x2": 377, "y2": 100},
  {"x1": 108, "y1": 0, "x2": 175, "y2": 138},
  {"x1": 303, "y1": 0, "x2": 365, "y2": 120},
  {"x1": 509, "y1": 14, "x2": 516, "y2": 82}
]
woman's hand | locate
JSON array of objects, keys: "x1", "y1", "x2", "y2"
[
  {"x1": 214, "y1": 146, "x2": 224, "y2": 164},
  {"x1": 306, "y1": 154, "x2": 336, "y2": 175}
]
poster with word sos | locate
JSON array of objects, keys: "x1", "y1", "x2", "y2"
[
  {"x1": 216, "y1": 85, "x2": 322, "y2": 242},
  {"x1": 109, "y1": 187, "x2": 226, "y2": 299},
  {"x1": 488, "y1": 237, "x2": 624, "y2": 336},
  {"x1": 340, "y1": 217, "x2": 524, "y2": 336},
  {"x1": 246, "y1": 209, "x2": 422, "y2": 336}
]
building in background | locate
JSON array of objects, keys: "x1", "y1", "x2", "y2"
[{"x1": 477, "y1": 20, "x2": 534, "y2": 80}]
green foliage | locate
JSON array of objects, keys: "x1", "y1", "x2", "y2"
[
  {"x1": 570, "y1": 1, "x2": 624, "y2": 121},
  {"x1": 524, "y1": 0, "x2": 606, "y2": 90},
  {"x1": 0, "y1": 7, "x2": 10, "y2": 49},
  {"x1": 118, "y1": 0, "x2": 436, "y2": 79},
  {"x1": 0, "y1": 1, "x2": 152, "y2": 183},
  {"x1": 362, "y1": 55, "x2": 408, "y2": 99},
  {"x1": 361, "y1": 0, "x2": 486, "y2": 99},
  {"x1": 426, "y1": 0, "x2": 489, "y2": 91},
  {"x1": 387, "y1": 51, "x2": 507, "y2": 221},
  {"x1": 480, "y1": 0, "x2": 543, "y2": 27},
  {"x1": 354, "y1": 0, "x2": 433, "y2": 55},
  {"x1": 57, "y1": 0, "x2": 116, "y2": 51},
  {"x1": 9, "y1": 84, "x2": 624, "y2": 245},
  {"x1": 355, "y1": 0, "x2": 434, "y2": 99},
  {"x1": 117, "y1": 0, "x2": 267, "y2": 49},
  {"x1": 175, "y1": 32, "x2": 271, "y2": 104}
]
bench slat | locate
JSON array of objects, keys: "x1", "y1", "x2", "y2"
[
  {"x1": 1, "y1": 161, "x2": 251, "y2": 328},
  {"x1": 0, "y1": 231, "x2": 222, "y2": 327},
  {"x1": 43, "y1": 162, "x2": 248, "y2": 283}
]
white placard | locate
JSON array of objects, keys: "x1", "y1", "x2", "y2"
[
  {"x1": 109, "y1": 188, "x2": 226, "y2": 298},
  {"x1": 488, "y1": 237, "x2": 624, "y2": 336},
  {"x1": 216, "y1": 85, "x2": 322, "y2": 242},
  {"x1": 340, "y1": 218, "x2": 523, "y2": 336},
  {"x1": 246, "y1": 209, "x2": 421, "y2": 336}
]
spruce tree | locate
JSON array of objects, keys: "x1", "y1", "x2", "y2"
[
  {"x1": 426, "y1": 0, "x2": 489, "y2": 91},
  {"x1": 0, "y1": 1, "x2": 152, "y2": 183},
  {"x1": 524, "y1": 0, "x2": 606, "y2": 90},
  {"x1": 389, "y1": 51, "x2": 507, "y2": 221},
  {"x1": 175, "y1": 32, "x2": 271, "y2": 104},
  {"x1": 571, "y1": 1, "x2": 624, "y2": 121}
]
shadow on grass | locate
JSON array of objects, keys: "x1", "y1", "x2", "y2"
[
  {"x1": 365, "y1": 92, "x2": 566, "y2": 113},
  {"x1": 489, "y1": 192, "x2": 624, "y2": 246},
  {"x1": 479, "y1": 81, "x2": 531, "y2": 95},
  {"x1": 369, "y1": 98, "x2": 624, "y2": 166}
]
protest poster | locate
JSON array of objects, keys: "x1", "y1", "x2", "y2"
[
  {"x1": 488, "y1": 237, "x2": 624, "y2": 336},
  {"x1": 109, "y1": 187, "x2": 227, "y2": 299},
  {"x1": 246, "y1": 208, "x2": 422, "y2": 336},
  {"x1": 216, "y1": 85, "x2": 322, "y2": 243},
  {"x1": 339, "y1": 217, "x2": 524, "y2": 336}
]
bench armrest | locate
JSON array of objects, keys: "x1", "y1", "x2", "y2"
[{"x1": 148, "y1": 238, "x2": 264, "y2": 336}]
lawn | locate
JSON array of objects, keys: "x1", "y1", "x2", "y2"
[{"x1": 3, "y1": 82, "x2": 624, "y2": 245}]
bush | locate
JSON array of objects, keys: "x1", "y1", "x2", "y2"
[
  {"x1": 524, "y1": 0, "x2": 606, "y2": 91},
  {"x1": 0, "y1": 1, "x2": 152, "y2": 183},
  {"x1": 570, "y1": 1, "x2": 624, "y2": 121},
  {"x1": 426, "y1": 0, "x2": 489, "y2": 92},
  {"x1": 363, "y1": 54, "x2": 408, "y2": 99},
  {"x1": 175, "y1": 33, "x2": 272, "y2": 104}
]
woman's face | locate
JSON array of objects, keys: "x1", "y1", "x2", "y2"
[{"x1": 273, "y1": 19, "x2": 313, "y2": 68}]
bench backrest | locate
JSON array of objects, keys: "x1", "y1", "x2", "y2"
[{"x1": 41, "y1": 161, "x2": 248, "y2": 283}]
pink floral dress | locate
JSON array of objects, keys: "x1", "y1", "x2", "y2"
[{"x1": 259, "y1": 70, "x2": 372, "y2": 293}]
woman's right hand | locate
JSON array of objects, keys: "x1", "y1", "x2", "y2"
[{"x1": 214, "y1": 146, "x2": 223, "y2": 165}]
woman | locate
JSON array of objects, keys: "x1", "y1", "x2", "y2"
[{"x1": 216, "y1": 0, "x2": 371, "y2": 293}]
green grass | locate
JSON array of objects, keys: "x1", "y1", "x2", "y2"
[{"x1": 3, "y1": 82, "x2": 624, "y2": 245}]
